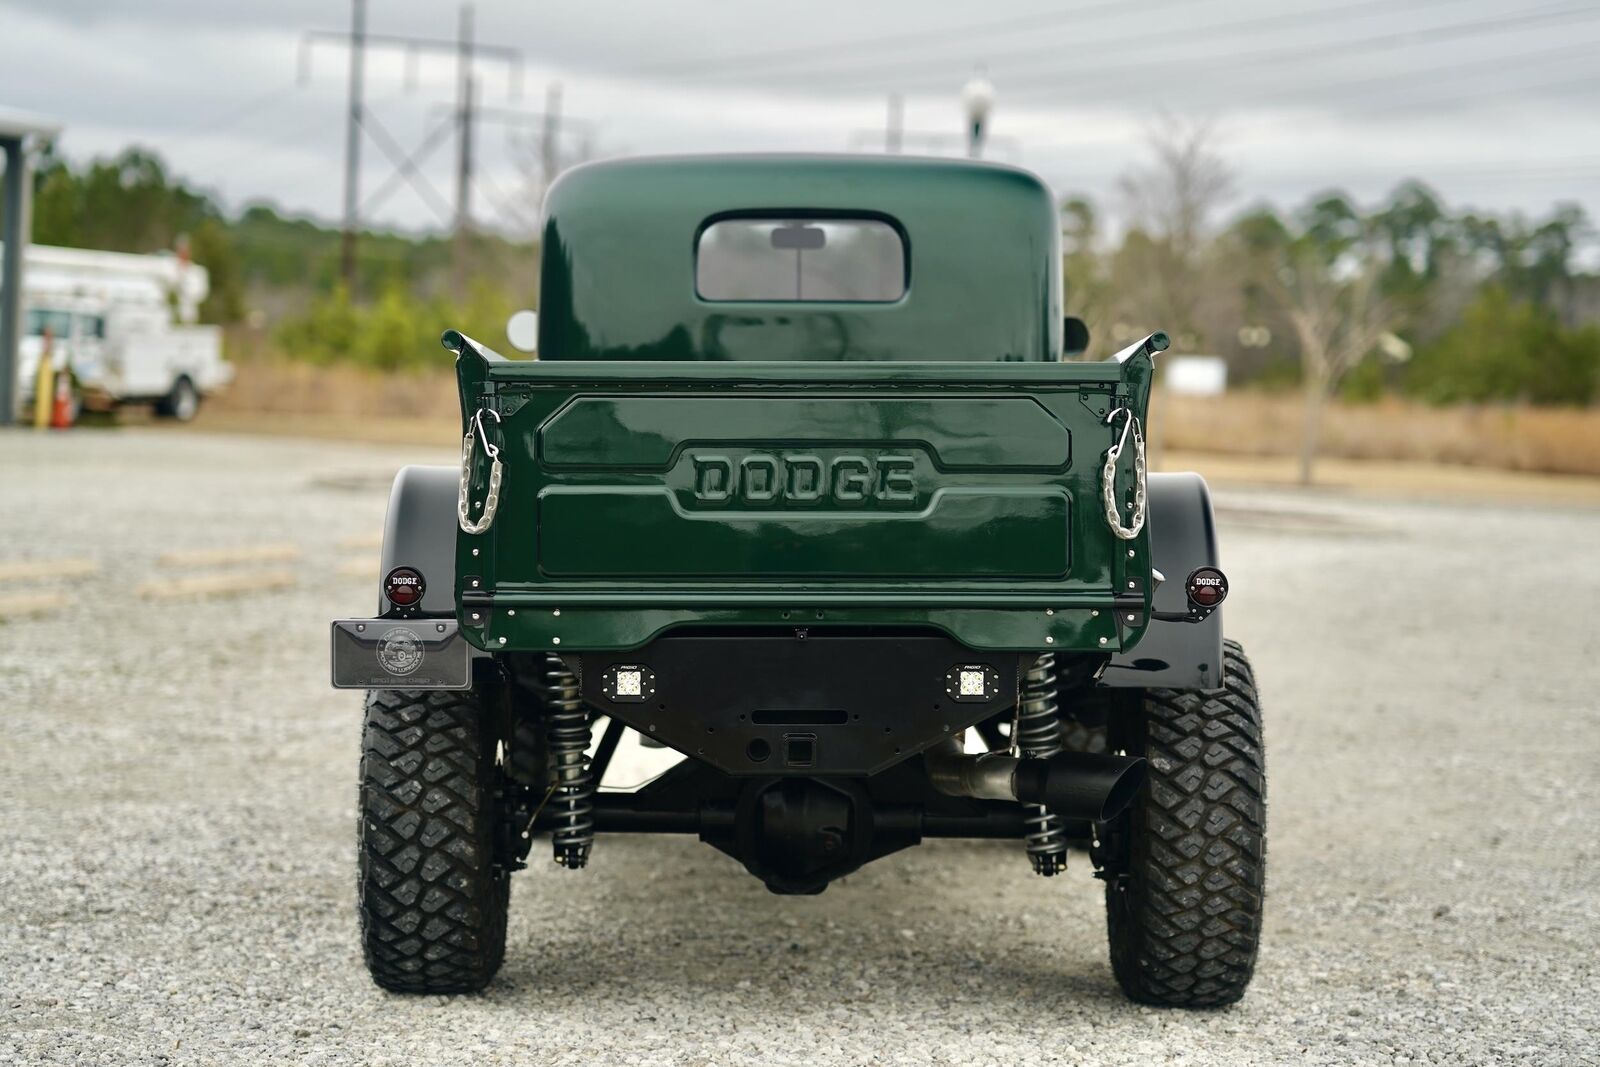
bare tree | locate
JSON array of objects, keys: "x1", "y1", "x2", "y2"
[
  {"x1": 1274, "y1": 235, "x2": 1399, "y2": 485},
  {"x1": 1115, "y1": 115, "x2": 1235, "y2": 348}
]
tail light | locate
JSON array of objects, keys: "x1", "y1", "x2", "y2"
[
  {"x1": 384, "y1": 566, "x2": 425, "y2": 609},
  {"x1": 1185, "y1": 567, "x2": 1228, "y2": 609}
]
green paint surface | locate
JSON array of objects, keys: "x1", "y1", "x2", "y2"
[{"x1": 446, "y1": 154, "x2": 1161, "y2": 653}]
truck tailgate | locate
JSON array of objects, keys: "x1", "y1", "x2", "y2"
[{"x1": 450, "y1": 336, "x2": 1155, "y2": 653}]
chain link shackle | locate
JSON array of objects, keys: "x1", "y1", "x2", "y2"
[
  {"x1": 458, "y1": 408, "x2": 503, "y2": 535},
  {"x1": 1100, "y1": 407, "x2": 1146, "y2": 541}
]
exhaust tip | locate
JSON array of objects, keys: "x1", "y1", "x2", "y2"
[
  {"x1": 1096, "y1": 758, "x2": 1148, "y2": 822},
  {"x1": 1015, "y1": 752, "x2": 1150, "y2": 822}
]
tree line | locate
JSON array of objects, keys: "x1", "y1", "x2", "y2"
[
  {"x1": 17, "y1": 145, "x2": 535, "y2": 363},
  {"x1": 14, "y1": 142, "x2": 1599, "y2": 416},
  {"x1": 1063, "y1": 121, "x2": 1598, "y2": 478}
]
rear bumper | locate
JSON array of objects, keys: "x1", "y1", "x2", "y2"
[
  {"x1": 568, "y1": 632, "x2": 1028, "y2": 777},
  {"x1": 461, "y1": 592, "x2": 1151, "y2": 654}
]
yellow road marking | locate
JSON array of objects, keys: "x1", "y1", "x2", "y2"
[
  {"x1": 136, "y1": 569, "x2": 297, "y2": 601},
  {"x1": 0, "y1": 591, "x2": 71, "y2": 618},
  {"x1": 0, "y1": 558, "x2": 99, "y2": 582},
  {"x1": 158, "y1": 543, "x2": 302, "y2": 568}
]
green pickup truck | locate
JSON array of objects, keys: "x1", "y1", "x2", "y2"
[{"x1": 333, "y1": 154, "x2": 1265, "y2": 1007}]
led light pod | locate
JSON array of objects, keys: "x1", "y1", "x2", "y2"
[
  {"x1": 944, "y1": 663, "x2": 1000, "y2": 703},
  {"x1": 601, "y1": 664, "x2": 655, "y2": 703}
]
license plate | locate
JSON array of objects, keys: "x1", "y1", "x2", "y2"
[{"x1": 331, "y1": 619, "x2": 472, "y2": 690}]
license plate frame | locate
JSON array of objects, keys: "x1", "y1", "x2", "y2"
[{"x1": 330, "y1": 618, "x2": 472, "y2": 690}]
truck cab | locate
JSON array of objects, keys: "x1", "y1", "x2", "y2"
[{"x1": 333, "y1": 155, "x2": 1265, "y2": 1008}]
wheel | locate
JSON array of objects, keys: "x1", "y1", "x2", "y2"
[
  {"x1": 1098, "y1": 638, "x2": 1265, "y2": 1008},
  {"x1": 155, "y1": 376, "x2": 200, "y2": 421},
  {"x1": 358, "y1": 688, "x2": 509, "y2": 993}
]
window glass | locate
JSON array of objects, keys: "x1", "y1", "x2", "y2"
[
  {"x1": 25, "y1": 309, "x2": 74, "y2": 338},
  {"x1": 77, "y1": 314, "x2": 106, "y2": 340},
  {"x1": 696, "y1": 217, "x2": 905, "y2": 302}
]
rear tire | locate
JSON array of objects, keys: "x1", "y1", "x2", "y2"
[
  {"x1": 1099, "y1": 639, "x2": 1265, "y2": 1007},
  {"x1": 358, "y1": 689, "x2": 509, "y2": 993},
  {"x1": 1059, "y1": 711, "x2": 1108, "y2": 756},
  {"x1": 155, "y1": 376, "x2": 199, "y2": 421}
]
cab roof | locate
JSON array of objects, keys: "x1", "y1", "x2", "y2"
[{"x1": 536, "y1": 154, "x2": 1062, "y2": 362}]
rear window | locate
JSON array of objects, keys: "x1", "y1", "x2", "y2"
[{"x1": 696, "y1": 217, "x2": 906, "y2": 303}]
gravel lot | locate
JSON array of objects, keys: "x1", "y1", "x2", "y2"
[{"x1": 3, "y1": 428, "x2": 1598, "y2": 1066}]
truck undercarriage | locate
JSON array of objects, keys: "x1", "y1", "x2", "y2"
[{"x1": 494, "y1": 641, "x2": 1145, "y2": 895}]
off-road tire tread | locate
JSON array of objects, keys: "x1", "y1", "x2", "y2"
[
  {"x1": 1106, "y1": 639, "x2": 1265, "y2": 1008},
  {"x1": 1059, "y1": 716, "x2": 1108, "y2": 755},
  {"x1": 358, "y1": 689, "x2": 508, "y2": 993}
]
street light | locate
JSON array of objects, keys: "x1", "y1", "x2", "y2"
[{"x1": 962, "y1": 73, "x2": 995, "y2": 159}]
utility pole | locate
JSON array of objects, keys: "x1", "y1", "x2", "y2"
[
  {"x1": 453, "y1": 4, "x2": 476, "y2": 298},
  {"x1": 540, "y1": 82, "x2": 563, "y2": 194},
  {"x1": 450, "y1": 99, "x2": 594, "y2": 226},
  {"x1": 339, "y1": 0, "x2": 366, "y2": 290},
  {"x1": 300, "y1": 3, "x2": 522, "y2": 296},
  {"x1": 885, "y1": 94, "x2": 904, "y2": 154}
]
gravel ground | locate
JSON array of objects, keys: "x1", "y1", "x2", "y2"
[{"x1": 2, "y1": 427, "x2": 1598, "y2": 1066}]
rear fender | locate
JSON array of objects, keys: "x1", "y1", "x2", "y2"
[
  {"x1": 1099, "y1": 472, "x2": 1225, "y2": 690},
  {"x1": 377, "y1": 465, "x2": 459, "y2": 616}
]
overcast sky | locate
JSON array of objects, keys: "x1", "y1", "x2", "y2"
[{"x1": 2, "y1": 0, "x2": 1597, "y2": 238}]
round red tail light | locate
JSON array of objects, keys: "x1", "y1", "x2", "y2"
[
  {"x1": 1185, "y1": 567, "x2": 1228, "y2": 609},
  {"x1": 384, "y1": 566, "x2": 425, "y2": 609}
]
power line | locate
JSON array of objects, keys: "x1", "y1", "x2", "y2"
[
  {"x1": 1353, "y1": 70, "x2": 1600, "y2": 117},
  {"x1": 177, "y1": 83, "x2": 303, "y2": 141},
  {"x1": 998, "y1": 1, "x2": 1600, "y2": 101},
  {"x1": 1032, "y1": 32, "x2": 1599, "y2": 118},
  {"x1": 664, "y1": 0, "x2": 1599, "y2": 102},
  {"x1": 698, "y1": 0, "x2": 1462, "y2": 87},
  {"x1": 1239, "y1": 37, "x2": 1597, "y2": 109},
  {"x1": 633, "y1": 0, "x2": 1203, "y2": 77}
]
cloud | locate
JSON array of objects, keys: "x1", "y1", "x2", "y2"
[{"x1": 3, "y1": 0, "x2": 1595, "y2": 232}]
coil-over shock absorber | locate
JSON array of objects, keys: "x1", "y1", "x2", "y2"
[
  {"x1": 543, "y1": 653, "x2": 594, "y2": 869},
  {"x1": 1016, "y1": 653, "x2": 1067, "y2": 876}
]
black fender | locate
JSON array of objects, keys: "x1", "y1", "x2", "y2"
[
  {"x1": 377, "y1": 465, "x2": 459, "y2": 616},
  {"x1": 1100, "y1": 472, "x2": 1225, "y2": 690}
]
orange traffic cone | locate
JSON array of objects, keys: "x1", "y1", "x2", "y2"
[{"x1": 50, "y1": 372, "x2": 76, "y2": 429}]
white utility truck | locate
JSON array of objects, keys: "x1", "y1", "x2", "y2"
[{"x1": 8, "y1": 243, "x2": 231, "y2": 421}]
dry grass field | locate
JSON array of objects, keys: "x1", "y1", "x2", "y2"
[
  {"x1": 1159, "y1": 392, "x2": 1600, "y2": 477},
  {"x1": 194, "y1": 358, "x2": 1600, "y2": 500}
]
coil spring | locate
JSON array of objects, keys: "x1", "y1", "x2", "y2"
[
  {"x1": 543, "y1": 654, "x2": 594, "y2": 869},
  {"x1": 1017, "y1": 652, "x2": 1067, "y2": 876}
]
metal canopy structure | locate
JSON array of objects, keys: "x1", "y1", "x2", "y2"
[{"x1": 0, "y1": 107, "x2": 62, "y2": 426}]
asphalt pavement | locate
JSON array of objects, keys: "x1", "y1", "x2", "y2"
[{"x1": 2, "y1": 427, "x2": 1597, "y2": 1066}]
